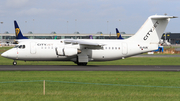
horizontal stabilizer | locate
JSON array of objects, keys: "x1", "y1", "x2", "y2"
[{"x1": 150, "y1": 15, "x2": 178, "y2": 20}]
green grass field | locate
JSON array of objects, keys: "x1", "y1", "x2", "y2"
[{"x1": 0, "y1": 71, "x2": 180, "y2": 101}]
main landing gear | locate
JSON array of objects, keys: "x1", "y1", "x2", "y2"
[
  {"x1": 77, "y1": 62, "x2": 87, "y2": 66},
  {"x1": 13, "y1": 60, "x2": 17, "y2": 66},
  {"x1": 76, "y1": 55, "x2": 88, "y2": 66}
]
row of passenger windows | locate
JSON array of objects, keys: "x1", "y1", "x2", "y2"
[
  {"x1": 41, "y1": 47, "x2": 54, "y2": 49},
  {"x1": 39, "y1": 47, "x2": 120, "y2": 50},
  {"x1": 14, "y1": 45, "x2": 26, "y2": 49},
  {"x1": 104, "y1": 47, "x2": 120, "y2": 50},
  {"x1": 14, "y1": 45, "x2": 120, "y2": 50}
]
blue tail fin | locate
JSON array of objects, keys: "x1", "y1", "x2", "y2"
[
  {"x1": 89, "y1": 35, "x2": 93, "y2": 39},
  {"x1": 14, "y1": 20, "x2": 28, "y2": 39},
  {"x1": 116, "y1": 28, "x2": 123, "y2": 39}
]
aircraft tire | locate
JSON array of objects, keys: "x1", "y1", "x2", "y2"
[
  {"x1": 13, "y1": 61, "x2": 17, "y2": 66},
  {"x1": 77, "y1": 63, "x2": 87, "y2": 66}
]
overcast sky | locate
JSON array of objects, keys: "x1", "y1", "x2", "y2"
[{"x1": 0, "y1": 0, "x2": 180, "y2": 34}]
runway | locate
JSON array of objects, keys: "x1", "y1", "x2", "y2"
[{"x1": 0, "y1": 65, "x2": 180, "y2": 71}]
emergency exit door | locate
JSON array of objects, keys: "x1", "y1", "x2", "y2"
[
  {"x1": 122, "y1": 43, "x2": 128, "y2": 55},
  {"x1": 30, "y1": 42, "x2": 36, "y2": 54}
]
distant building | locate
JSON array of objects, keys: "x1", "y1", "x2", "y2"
[
  {"x1": 0, "y1": 33, "x2": 133, "y2": 44},
  {"x1": 161, "y1": 32, "x2": 180, "y2": 44}
]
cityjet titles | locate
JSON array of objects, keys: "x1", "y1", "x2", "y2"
[{"x1": 143, "y1": 21, "x2": 159, "y2": 40}]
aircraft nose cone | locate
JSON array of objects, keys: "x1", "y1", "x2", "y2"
[{"x1": 1, "y1": 51, "x2": 8, "y2": 58}]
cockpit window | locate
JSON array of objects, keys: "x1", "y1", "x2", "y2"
[
  {"x1": 14, "y1": 45, "x2": 26, "y2": 49},
  {"x1": 19, "y1": 45, "x2": 22, "y2": 48}
]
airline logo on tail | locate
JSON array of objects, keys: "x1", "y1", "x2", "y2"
[
  {"x1": 14, "y1": 20, "x2": 28, "y2": 39},
  {"x1": 15, "y1": 28, "x2": 20, "y2": 36},
  {"x1": 143, "y1": 21, "x2": 159, "y2": 40},
  {"x1": 116, "y1": 28, "x2": 123, "y2": 39}
]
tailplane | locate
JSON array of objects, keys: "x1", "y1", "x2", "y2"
[
  {"x1": 116, "y1": 28, "x2": 124, "y2": 39},
  {"x1": 14, "y1": 20, "x2": 28, "y2": 39},
  {"x1": 127, "y1": 15, "x2": 177, "y2": 43}
]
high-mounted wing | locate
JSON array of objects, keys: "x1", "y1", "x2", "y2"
[{"x1": 64, "y1": 39, "x2": 105, "y2": 49}]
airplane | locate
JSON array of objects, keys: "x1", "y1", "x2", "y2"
[
  {"x1": 1, "y1": 15, "x2": 177, "y2": 66},
  {"x1": 89, "y1": 35, "x2": 93, "y2": 39},
  {"x1": 116, "y1": 28, "x2": 124, "y2": 39}
]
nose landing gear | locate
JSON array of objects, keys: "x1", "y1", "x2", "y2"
[{"x1": 13, "y1": 60, "x2": 17, "y2": 66}]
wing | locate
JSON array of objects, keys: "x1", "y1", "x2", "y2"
[{"x1": 64, "y1": 39, "x2": 105, "y2": 49}]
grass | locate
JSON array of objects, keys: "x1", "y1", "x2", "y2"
[
  {"x1": 0, "y1": 71, "x2": 180, "y2": 101},
  {"x1": 0, "y1": 47, "x2": 12, "y2": 53}
]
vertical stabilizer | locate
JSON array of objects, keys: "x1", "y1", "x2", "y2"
[
  {"x1": 116, "y1": 28, "x2": 124, "y2": 39},
  {"x1": 127, "y1": 15, "x2": 177, "y2": 43},
  {"x1": 14, "y1": 20, "x2": 28, "y2": 39}
]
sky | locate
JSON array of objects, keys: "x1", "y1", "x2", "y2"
[{"x1": 0, "y1": 0, "x2": 180, "y2": 34}]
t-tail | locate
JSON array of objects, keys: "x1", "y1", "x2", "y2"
[
  {"x1": 14, "y1": 20, "x2": 28, "y2": 39},
  {"x1": 127, "y1": 15, "x2": 177, "y2": 43},
  {"x1": 116, "y1": 28, "x2": 123, "y2": 39}
]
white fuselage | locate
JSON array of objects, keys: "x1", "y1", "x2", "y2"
[{"x1": 2, "y1": 39, "x2": 158, "y2": 62}]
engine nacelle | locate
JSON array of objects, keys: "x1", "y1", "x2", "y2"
[
  {"x1": 56, "y1": 47, "x2": 80, "y2": 56},
  {"x1": 64, "y1": 48, "x2": 77, "y2": 56},
  {"x1": 55, "y1": 48, "x2": 64, "y2": 56}
]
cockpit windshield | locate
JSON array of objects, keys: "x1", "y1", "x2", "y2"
[{"x1": 14, "y1": 45, "x2": 26, "y2": 49}]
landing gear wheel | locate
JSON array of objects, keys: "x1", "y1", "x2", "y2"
[
  {"x1": 77, "y1": 63, "x2": 87, "y2": 66},
  {"x1": 13, "y1": 61, "x2": 17, "y2": 66}
]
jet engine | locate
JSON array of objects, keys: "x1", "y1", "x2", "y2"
[{"x1": 55, "y1": 47, "x2": 81, "y2": 56}]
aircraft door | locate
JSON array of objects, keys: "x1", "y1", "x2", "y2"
[
  {"x1": 122, "y1": 43, "x2": 128, "y2": 55},
  {"x1": 30, "y1": 42, "x2": 36, "y2": 54},
  {"x1": 16, "y1": 46, "x2": 19, "y2": 59}
]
